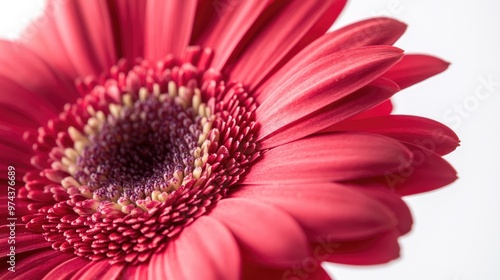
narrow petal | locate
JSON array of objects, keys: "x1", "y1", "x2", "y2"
[
  {"x1": 0, "y1": 144, "x2": 33, "y2": 172},
  {"x1": 232, "y1": 183, "x2": 398, "y2": 241},
  {"x1": 259, "y1": 78, "x2": 399, "y2": 149},
  {"x1": 209, "y1": 198, "x2": 309, "y2": 266},
  {"x1": 324, "y1": 115, "x2": 460, "y2": 155},
  {"x1": 195, "y1": 1, "x2": 269, "y2": 70},
  {"x1": 245, "y1": 133, "x2": 412, "y2": 184},
  {"x1": 381, "y1": 146, "x2": 458, "y2": 196},
  {"x1": 145, "y1": 0, "x2": 197, "y2": 60},
  {"x1": 228, "y1": 0, "x2": 347, "y2": 89},
  {"x1": 0, "y1": 41, "x2": 78, "y2": 109},
  {"x1": 126, "y1": 263, "x2": 149, "y2": 280},
  {"x1": 21, "y1": 0, "x2": 79, "y2": 78},
  {"x1": 323, "y1": 230, "x2": 400, "y2": 265},
  {"x1": 256, "y1": 46, "x2": 404, "y2": 141},
  {"x1": 150, "y1": 241, "x2": 183, "y2": 279},
  {"x1": 0, "y1": 225, "x2": 51, "y2": 257},
  {"x1": 243, "y1": 264, "x2": 333, "y2": 280},
  {"x1": 70, "y1": 261, "x2": 122, "y2": 280},
  {"x1": 0, "y1": 249, "x2": 70, "y2": 280},
  {"x1": 170, "y1": 216, "x2": 241, "y2": 280},
  {"x1": 383, "y1": 54, "x2": 450, "y2": 89},
  {"x1": 106, "y1": 0, "x2": 147, "y2": 61},
  {"x1": 42, "y1": 257, "x2": 90, "y2": 280},
  {"x1": 0, "y1": 76, "x2": 60, "y2": 123},
  {"x1": 346, "y1": 186, "x2": 413, "y2": 235},
  {"x1": 350, "y1": 100, "x2": 393, "y2": 119},
  {"x1": 51, "y1": 0, "x2": 117, "y2": 76},
  {"x1": 258, "y1": 17, "x2": 407, "y2": 98}
]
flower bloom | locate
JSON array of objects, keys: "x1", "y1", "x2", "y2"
[{"x1": 0, "y1": 0, "x2": 459, "y2": 279}]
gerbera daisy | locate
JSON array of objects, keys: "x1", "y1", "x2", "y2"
[{"x1": 0, "y1": 0, "x2": 459, "y2": 279}]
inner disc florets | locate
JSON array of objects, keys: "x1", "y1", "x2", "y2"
[{"x1": 75, "y1": 92, "x2": 201, "y2": 204}]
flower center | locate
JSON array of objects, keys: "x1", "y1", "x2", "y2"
[
  {"x1": 75, "y1": 90, "x2": 201, "y2": 204},
  {"x1": 22, "y1": 48, "x2": 260, "y2": 264}
]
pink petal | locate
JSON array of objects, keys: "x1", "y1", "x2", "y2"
[
  {"x1": 50, "y1": 0, "x2": 118, "y2": 76},
  {"x1": 232, "y1": 183, "x2": 397, "y2": 241},
  {"x1": 324, "y1": 115, "x2": 460, "y2": 155},
  {"x1": 69, "y1": 260, "x2": 122, "y2": 280},
  {"x1": 209, "y1": 198, "x2": 309, "y2": 266},
  {"x1": 258, "y1": 17, "x2": 407, "y2": 98},
  {"x1": 0, "y1": 198, "x2": 32, "y2": 217},
  {"x1": 21, "y1": 0, "x2": 79, "y2": 78},
  {"x1": 125, "y1": 263, "x2": 149, "y2": 280},
  {"x1": 42, "y1": 257, "x2": 90, "y2": 280},
  {"x1": 383, "y1": 54, "x2": 450, "y2": 89},
  {"x1": 155, "y1": 216, "x2": 241, "y2": 280},
  {"x1": 149, "y1": 241, "x2": 183, "y2": 279},
  {"x1": 0, "y1": 106, "x2": 40, "y2": 131},
  {"x1": 0, "y1": 225, "x2": 51, "y2": 257},
  {"x1": 350, "y1": 100, "x2": 393, "y2": 119},
  {"x1": 245, "y1": 133, "x2": 412, "y2": 184},
  {"x1": 346, "y1": 185, "x2": 413, "y2": 235},
  {"x1": 256, "y1": 46, "x2": 404, "y2": 141},
  {"x1": 0, "y1": 249, "x2": 70, "y2": 280},
  {"x1": 243, "y1": 264, "x2": 333, "y2": 280},
  {"x1": 0, "y1": 144, "x2": 32, "y2": 171},
  {"x1": 144, "y1": 0, "x2": 197, "y2": 60},
  {"x1": 0, "y1": 75, "x2": 60, "y2": 123},
  {"x1": 324, "y1": 230, "x2": 400, "y2": 265},
  {"x1": 106, "y1": 0, "x2": 147, "y2": 61},
  {"x1": 259, "y1": 78, "x2": 399, "y2": 149},
  {"x1": 381, "y1": 145, "x2": 458, "y2": 196},
  {"x1": 228, "y1": 0, "x2": 347, "y2": 89},
  {"x1": 195, "y1": 1, "x2": 269, "y2": 70},
  {"x1": 0, "y1": 41, "x2": 78, "y2": 109}
]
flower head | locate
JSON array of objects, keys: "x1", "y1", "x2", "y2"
[{"x1": 0, "y1": 0, "x2": 458, "y2": 279}]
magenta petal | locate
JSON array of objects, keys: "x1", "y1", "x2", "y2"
[
  {"x1": 51, "y1": 0, "x2": 118, "y2": 76},
  {"x1": 351, "y1": 100, "x2": 393, "y2": 119},
  {"x1": 0, "y1": 75, "x2": 60, "y2": 123},
  {"x1": 106, "y1": 0, "x2": 147, "y2": 62},
  {"x1": 196, "y1": 1, "x2": 269, "y2": 70},
  {"x1": 145, "y1": 0, "x2": 197, "y2": 60},
  {"x1": 229, "y1": 0, "x2": 347, "y2": 89},
  {"x1": 246, "y1": 133, "x2": 412, "y2": 184},
  {"x1": 209, "y1": 198, "x2": 309, "y2": 266},
  {"x1": 0, "y1": 250, "x2": 70, "y2": 280},
  {"x1": 0, "y1": 226, "x2": 50, "y2": 257},
  {"x1": 384, "y1": 146, "x2": 458, "y2": 196},
  {"x1": 383, "y1": 54, "x2": 450, "y2": 89},
  {"x1": 256, "y1": 46, "x2": 404, "y2": 141},
  {"x1": 259, "y1": 17, "x2": 407, "y2": 97},
  {"x1": 42, "y1": 257, "x2": 90, "y2": 280},
  {"x1": 325, "y1": 230, "x2": 400, "y2": 265},
  {"x1": 232, "y1": 183, "x2": 397, "y2": 241},
  {"x1": 259, "y1": 78, "x2": 399, "y2": 149},
  {"x1": 69, "y1": 260, "x2": 122, "y2": 280},
  {"x1": 150, "y1": 240, "x2": 183, "y2": 279},
  {"x1": 126, "y1": 263, "x2": 149, "y2": 280},
  {"x1": 243, "y1": 264, "x2": 333, "y2": 280},
  {"x1": 346, "y1": 185, "x2": 413, "y2": 235},
  {"x1": 324, "y1": 115, "x2": 460, "y2": 155},
  {"x1": 172, "y1": 216, "x2": 241, "y2": 280},
  {"x1": 0, "y1": 41, "x2": 77, "y2": 109}
]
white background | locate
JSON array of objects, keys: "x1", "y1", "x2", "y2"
[{"x1": 0, "y1": 1, "x2": 499, "y2": 280}]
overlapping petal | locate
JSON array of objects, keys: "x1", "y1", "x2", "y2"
[
  {"x1": 209, "y1": 198, "x2": 309, "y2": 266},
  {"x1": 232, "y1": 183, "x2": 398, "y2": 241},
  {"x1": 245, "y1": 133, "x2": 412, "y2": 184}
]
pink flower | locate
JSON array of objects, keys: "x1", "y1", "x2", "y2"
[{"x1": 0, "y1": 1, "x2": 459, "y2": 279}]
